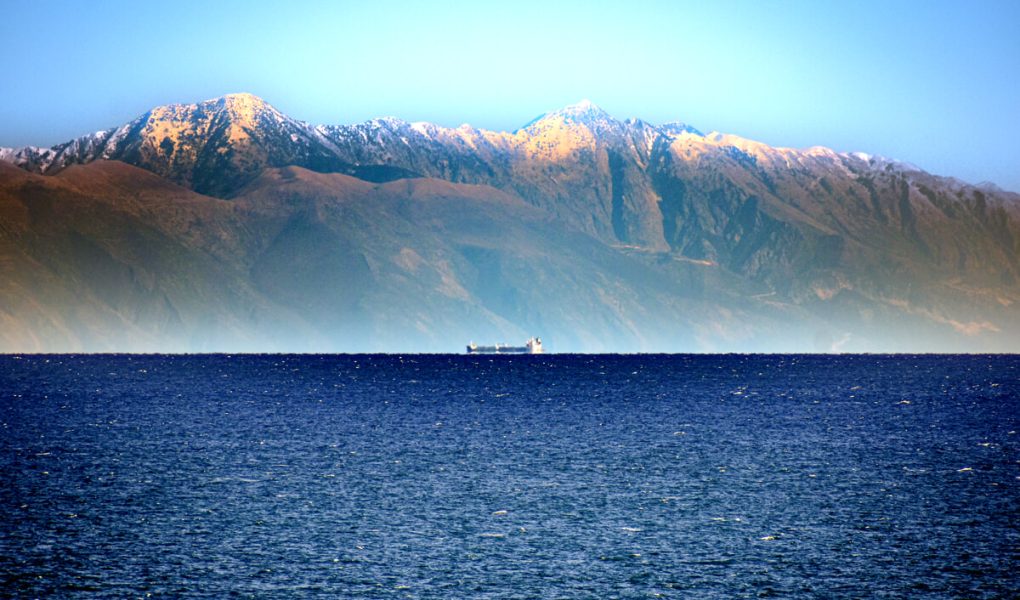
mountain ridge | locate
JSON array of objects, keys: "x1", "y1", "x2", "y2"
[
  {"x1": 7, "y1": 92, "x2": 996, "y2": 192},
  {"x1": 1, "y1": 93, "x2": 1018, "y2": 352}
]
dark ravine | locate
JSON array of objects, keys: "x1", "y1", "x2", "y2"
[{"x1": 1, "y1": 93, "x2": 1018, "y2": 352}]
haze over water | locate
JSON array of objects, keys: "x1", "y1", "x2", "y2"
[{"x1": 2, "y1": 354, "x2": 1017, "y2": 597}]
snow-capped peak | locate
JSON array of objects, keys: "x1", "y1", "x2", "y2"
[
  {"x1": 364, "y1": 116, "x2": 410, "y2": 130},
  {"x1": 659, "y1": 121, "x2": 703, "y2": 137},
  {"x1": 519, "y1": 99, "x2": 620, "y2": 132},
  {"x1": 565, "y1": 99, "x2": 596, "y2": 112},
  {"x1": 214, "y1": 92, "x2": 274, "y2": 110},
  {"x1": 845, "y1": 151, "x2": 921, "y2": 172},
  {"x1": 553, "y1": 99, "x2": 612, "y2": 119}
]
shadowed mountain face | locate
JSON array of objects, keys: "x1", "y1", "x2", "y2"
[{"x1": 1, "y1": 94, "x2": 1018, "y2": 352}]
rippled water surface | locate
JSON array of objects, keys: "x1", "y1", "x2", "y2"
[{"x1": 2, "y1": 354, "x2": 1018, "y2": 598}]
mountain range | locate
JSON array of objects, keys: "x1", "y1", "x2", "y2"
[{"x1": 1, "y1": 93, "x2": 1018, "y2": 352}]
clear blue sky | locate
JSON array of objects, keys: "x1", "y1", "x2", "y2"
[{"x1": 2, "y1": 0, "x2": 1018, "y2": 190}]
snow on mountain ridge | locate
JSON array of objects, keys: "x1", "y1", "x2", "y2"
[{"x1": 0, "y1": 92, "x2": 974, "y2": 192}]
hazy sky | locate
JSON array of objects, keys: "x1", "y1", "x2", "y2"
[{"x1": 2, "y1": 0, "x2": 1018, "y2": 190}]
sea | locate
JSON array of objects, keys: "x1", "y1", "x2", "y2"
[{"x1": 1, "y1": 354, "x2": 1017, "y2": 598}]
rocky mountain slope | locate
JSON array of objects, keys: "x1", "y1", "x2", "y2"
[{"x1": 2, "y1": 94, "x2": 1018, "y2": 352}]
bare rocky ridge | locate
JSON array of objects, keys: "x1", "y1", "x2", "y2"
[{"x1": 1, "y1": 94, "x2": 1018, "y2": 352}]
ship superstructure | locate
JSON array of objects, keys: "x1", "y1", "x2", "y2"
[{"x1": 466, "y1": 337, "x2": 544, "y2": 354}]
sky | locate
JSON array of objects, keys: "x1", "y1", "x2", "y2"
[{"x1": 2, "y1": 0, "x2": 1018, "y2": 190}]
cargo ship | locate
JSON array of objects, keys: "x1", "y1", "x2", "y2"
[{"x1": 466, "y1": 337, "x2": 544, "y2": 354}]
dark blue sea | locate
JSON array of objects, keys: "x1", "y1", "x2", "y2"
[{"x1": 1, "y1": 354, "x2": 1018, "y2": 598}]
